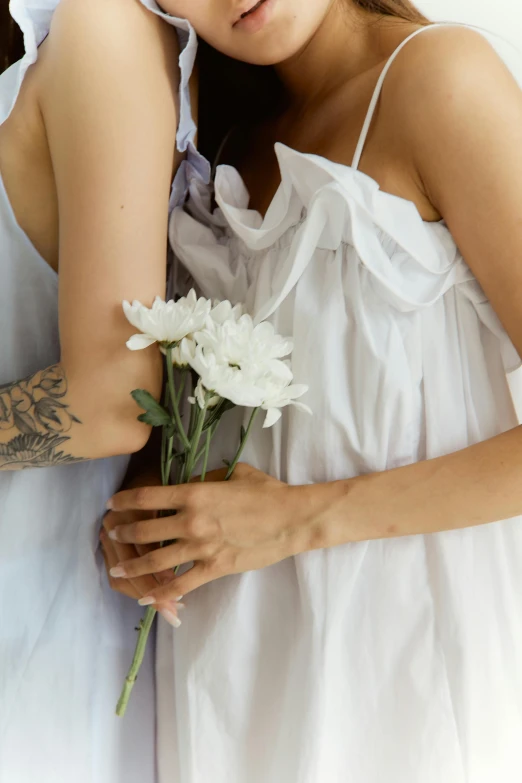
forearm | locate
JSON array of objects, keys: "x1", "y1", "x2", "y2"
[
  {"x1": 0, "y1": 358, "x2": 157, "y2": 470},
  {"x1": 303, "y1": 424, "x2": 522, "y2": 549}
]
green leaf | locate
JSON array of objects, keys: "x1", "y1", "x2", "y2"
[
  {"x1": 240, "y1": 425, "x2": 246, "y2": 441},
  {"x1": 132, "y1": 389, "x2": 172, "y2": 428},
  {"x1": 222, "y1": 459, "x2": 231, "y2": 467}
]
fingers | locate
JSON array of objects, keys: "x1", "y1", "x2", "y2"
[
  {"x1": 107, "y1": 483, "x2": 193, "y2": 513},
  {"x1": 102, "y1": 514, "x2": 168, "y2": 597},
  {"x1": 99, "y1": 529, "x2": 141, "y2": 600},
  {"x1": 110, "y1": 540, "x2": 204, "y2": 580},
  {"x1": 109, "y1": 515, "x2": 184, "y2": 546},
  {"x1": 137, "y1": 563, "x2": 217, "y2": 605},
  {"x1": 107, "y1": 465, "x2": 240, "y2": 513}
]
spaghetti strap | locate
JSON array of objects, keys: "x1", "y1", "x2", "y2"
[
  {"x1": 351, "y1": 19, "x2": 522, "y2": 170},
  {"x1": 351, "y1": 23, "x2": 445, "y2": 170}
]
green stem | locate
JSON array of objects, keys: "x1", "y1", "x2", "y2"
[
  {"x1": 116, "y1": 606, "x2": 157, "y2": 717},
  {"x1": 225, "y1": 407, "x2": 259, "y2": 480},
  {"x1": 160, "y1": 378, "x2": 170, "y2": 486},
  {"x1": 187, "y1": 395, "x2": 197, "y2": 441},
  {"x1": 176, "y1": 369, "x2": 187, "y2": 406},
  {"x1": 200, "y1": 428, "x2": 211, "y2": 482},
  {"x1": 183, "y1": 401, "x2": 208, "y2": 483},
  {"x1": 166, "y1": 348, "x2": 190, "y2": 451}
]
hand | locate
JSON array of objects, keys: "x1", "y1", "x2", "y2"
[
  {"x1": 100, "y1": 488, "x2": 184, "y2": 627},
  {"x1": 106, "y1": 464, "x2": 308, "y2": 604}
]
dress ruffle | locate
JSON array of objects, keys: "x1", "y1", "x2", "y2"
[{"x1": 170, "y1": 143, "x2": 520, "y2": 370}]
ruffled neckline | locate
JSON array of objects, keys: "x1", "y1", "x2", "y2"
[{"x1": 213, "y1": 143, "x2": 446, "y2": 251}]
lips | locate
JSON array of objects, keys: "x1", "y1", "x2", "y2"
[{"x1": 234, "y1": 0, "x2": 267, "y2": 25}]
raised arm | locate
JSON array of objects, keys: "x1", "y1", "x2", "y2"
[{"x1": 0, "y1": 0, "x2": 180, "y2": 470}]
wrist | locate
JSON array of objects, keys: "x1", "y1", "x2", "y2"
[{"x1": 288, "y1": 478, "x2": 359, "y2": 555}]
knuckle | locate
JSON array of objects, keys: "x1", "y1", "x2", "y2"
[
  {"x1": 134, "y1": 487, "x2": 152, "y2": 510},
  {"x1": 199, "y1": 541, "x2": 216, "y2": 559},
  {"x1": 185, "y1": 514, "x2": 209, "y2": 540}
]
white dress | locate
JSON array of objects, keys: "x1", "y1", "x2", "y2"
[
  {"x1": 161, "y1": 24, "x2": 522, "y2": 783},
  {"x1": 0, "y1": 3, "x2": 207, "y2": 782}
]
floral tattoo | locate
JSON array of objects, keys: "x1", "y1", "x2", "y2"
[{"x1": 0, "y1": 365, "x2": 82, "y2": 468}]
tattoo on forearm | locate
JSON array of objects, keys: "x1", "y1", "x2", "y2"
[{"x1": 0, "y1": 365, "x2": 82, "y2": 469}]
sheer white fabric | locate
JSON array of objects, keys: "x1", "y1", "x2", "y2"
[
  {"x1": 160, "y1": 24, "x2": 522, "y2": 783},
  {"x1": 0, "y1": 3, "x2": 203, "y2": 782}
]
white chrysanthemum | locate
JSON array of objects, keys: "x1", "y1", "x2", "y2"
[
  {"x1": 188, "y1": 379, "x2": 221, "y2": 410},
  {"x1": 186, "y1": 345, "x2": 310, "y2": 427},
  {"x1": 194, "y1": 314, "x2": 293, "y2": 369},
  {"x1": 259, "y1": 382, "x2": 311, "y2": 428},
  {"x1": 209, "y1": 299, "x2": 244, "y2": 326},
  {"x1": 123, "y1": 290, "x2": 211, "y2": 351},
  {"x1": 171, "y1": 337, "x2": 197, "y2": 368},
  {"x1": 188, "y1": 346, "x2": 267, "y2": 408}
]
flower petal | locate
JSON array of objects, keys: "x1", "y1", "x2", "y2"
[
  {"x1": 263, "y1": 408, "x2": 282, "y2": 428},
  {"x1": 292, "y1": 401, "x2": 313, "y2": 416},
  {"x1": 126, "y1": 334, "x2": 157, "y2": 351}
]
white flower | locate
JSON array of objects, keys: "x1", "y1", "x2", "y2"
[
  {"x1": 194, "y1": 314, "x2": 293, "y2": 369},
  {"x1": 185, "y1": 344, "x2": 311, "y2": 427},
  {"x1": 260, "y1": 382, "x2": 311, "y2": 428},
  {"x1": 240, "y1": 364, "x2": 311, "y2": 428},
  {"x1": 188, "y1": 346, "x2": 266, "y2": 408},
  {"x1": 209, "y1": 299, "x2": 244, "y2": 326},
  {"x1": 123, "y1": 290, "x2": 211, "y2": 351},
  {"x1": 188, "y1": 379, "x2": 221, "y2": 409},
  {"x1": 171, "y1": 337, "x2": 196, "y2": 368}
]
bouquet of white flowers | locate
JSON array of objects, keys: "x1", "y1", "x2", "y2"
[{"x1": 116, "y1": 290, "x2": 310, "y2": 716}]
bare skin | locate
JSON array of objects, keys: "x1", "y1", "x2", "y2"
[
  {"x1": 102, "y1": 2, "x2": 522, "y2": 610},
  {"x1": 0, "y1": 0, "x2": 190, "y2": 467}
]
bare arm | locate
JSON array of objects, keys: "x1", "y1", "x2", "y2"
[{"x1": 0, "y1": 0, "x2": 180, "y2": 470}]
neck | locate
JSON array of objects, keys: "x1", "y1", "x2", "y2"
[{"x1": 276, "y1": 3, "x2": 415, "y2": 108}]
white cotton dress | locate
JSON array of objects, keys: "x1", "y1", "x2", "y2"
[
  {"x1": 0, "y1": 3, "x2": 207, "y2": 782},
  {"x1": 160, "y1": 24, "x2": 522, "y2": 783}
]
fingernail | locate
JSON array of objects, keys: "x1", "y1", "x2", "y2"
[
  {"x1": 169, "y1": 601, "x2": 185, "y2": 611},
  {"x1": 138, "y1": 596, "x2": 157, "y2": 606},
  {"x1": 176, "y1": 596, "x2": 184, "y2": 601},
  {"x1": 106, "y1": 498, "x2": 114, "y2": 510},
  {"x1": 159, "y1": 609, "x2": 181, "y2": 628},
  {"x1": 108, "y1": 529, "x2": 119, "y2": 541},
  {"x1": 110, "y1": 566, "x2": 126, "y2": 578}
]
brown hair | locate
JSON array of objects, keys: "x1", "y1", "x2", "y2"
[{"x1": 353, "y1": 0, "x2": 429, "y2": 25}]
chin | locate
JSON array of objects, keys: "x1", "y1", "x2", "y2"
[
  {"x1": 208, "y1": 23, "x2": 318, "y2": 67},
  {"x1": 228, "y1": 40, "x2": 305, "y2": 67}
]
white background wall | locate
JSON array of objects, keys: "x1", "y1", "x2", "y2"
[{"x1": 417, "y1": 0, "x2": 522, "y2": 47}]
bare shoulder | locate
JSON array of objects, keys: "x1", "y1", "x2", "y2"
[
  {"x1": 39, "y1": 0, "x2": 180, "y2": 82},
  {"x1": 382, "y1": 25, "x2": 522, "y2": 154}
]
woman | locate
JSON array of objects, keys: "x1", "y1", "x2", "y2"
[
  {"x1": 103, "y1": 1, "x2": 522, "y2": 781},
  {"x1": 0, "y1": 1, "x2": 205, "y2": 781}
]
